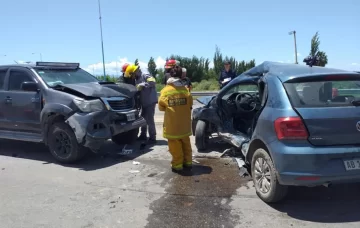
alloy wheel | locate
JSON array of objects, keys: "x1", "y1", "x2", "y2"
[
  {"x1": 54, "y1": 132, "x2": 72, "y2": 158},
  {"x1": 254, "y1": 157, "x2": 272, "y2": 194}
]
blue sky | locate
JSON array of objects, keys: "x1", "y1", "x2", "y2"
[{"x1": 1, "y1": 0, "x2": 359, "y2": 75}]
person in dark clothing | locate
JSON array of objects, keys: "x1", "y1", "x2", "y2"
[
  {"x1": 181, "y1": 68, "x2": 192, "y2": 91},
  {"x1": 219, "y1": 61, "x2": 237, "y2": 89}
]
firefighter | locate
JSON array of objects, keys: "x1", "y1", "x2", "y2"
[
  {"x1": 158, "y1": 65, "x2": 193, "y2": 173},
  {"x1": 163, "y1": 59, "x2": 180, "y2": 85},
  {"x1": 120, "y1": 63, "x2": 136, "y2": 86},
  {"x1": 125, "y1": 64, "x2": 158, "y2": 143}
]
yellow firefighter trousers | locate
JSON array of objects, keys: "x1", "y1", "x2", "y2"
[{"x1": 168, "y1": 136, "x2": 192, "y2": 170}]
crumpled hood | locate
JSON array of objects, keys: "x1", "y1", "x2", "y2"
[
  {"x1": 197, "y1": 96, "x2": 216, "y2": 105},
  {"x1": 55, "y1": 82, "x2": 138, "y2": 98}
]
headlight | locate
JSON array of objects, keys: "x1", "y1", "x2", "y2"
[{"x1": 73, "y1": 98, "x2": 104, "y2": 112}]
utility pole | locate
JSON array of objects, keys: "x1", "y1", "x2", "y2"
[
  {"x1": 288, "y1": 30, "x2": 298, "y2": 64},
  {"x1": 98, "y1": 0, "x2": 106, "y2": 78},
  {"x1": 32, "y1": 53, "x2": 43, "y2": 61}
]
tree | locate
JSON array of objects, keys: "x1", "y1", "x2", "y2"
[
  {"x1": 213, "y1": 45, "x2": 223, "y2": 75},
  {"x1": 134, "y1": 58, "x2": 139, "y2": 66},
  {"x1": 309, "y1": 32, "x2": 328, "y2": 67},
  {"x1": 148, "y1": 57, "x2": 157, "y2": 76}
]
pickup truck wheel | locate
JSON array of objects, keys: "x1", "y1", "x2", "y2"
[
  {"x1": 48, "y1": 122, "x2": 87, "y2": 163},
  {"x1": 195, "y1": 120, "x2": 209, "y2": 151},
  {"x1": 112, "y1": 128, "x2": 139, "y2": 145},
  {"x1": 251, "y1": 148, "x2": 288, "y2": 203}
]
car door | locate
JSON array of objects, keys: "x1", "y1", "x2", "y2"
[
  {"x1": 4, "y1": 67, "x2": 42, "y2": 133},
  {"x1": 0, "y1": 67, "x2": 9, "y2": 130}
]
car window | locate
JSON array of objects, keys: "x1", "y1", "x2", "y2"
[
  {"x1": 226, "y1": 84, "x2": 258, "y2": 95},
  {"x1": 284, "y1": 79, "x2": 360, "y2": 107},
  {"x1": 0, "y1": 69, "x2": 6, "y2": 90},
  {"x1": 8, "y1": 70, "x2": 34, "y2": 91}
]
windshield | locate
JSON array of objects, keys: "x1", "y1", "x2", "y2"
[
  {"x1": 35, "y1": 68, "x2": 98, "y2": 87},
  {"x1": 284, "y1": 79, "x2": 360, "y2": 107},
  {"x1": 225, "y1": 84, "x2": 258, "y2": 95}
]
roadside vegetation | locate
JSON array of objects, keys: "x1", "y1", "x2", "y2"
[{"x1": 95, "y1": 32, "x2": 338, "y2": 93}]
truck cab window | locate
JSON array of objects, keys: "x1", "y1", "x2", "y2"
[{"x1": 9, "y1": 70, "x2": 33, "y2": 91}]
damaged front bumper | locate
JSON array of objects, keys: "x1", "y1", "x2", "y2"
[{"x1": 65, "y1": 109, "x2": 146, "y2": 152}]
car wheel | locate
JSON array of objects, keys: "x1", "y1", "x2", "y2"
[
  {"x1": 251, "y1": 148, "x2": 288, "y2": 203},
  {"x1": 195, "y1": 120, "x2": 209, "y2": 151},
  {"x1": 112, "y1": 128, "x2": 139, "y2": 145},
  {"x1": 48, "y1": 122, "x2": 87, "y2": 163}
]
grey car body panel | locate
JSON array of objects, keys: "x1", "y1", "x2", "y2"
[{"x1": 0, "y1": 63, "x2": 145, "y2": 152}]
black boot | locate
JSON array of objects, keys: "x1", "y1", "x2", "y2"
[{"x1": 137, "y1": 134, "x2": 147, "y2": 141}]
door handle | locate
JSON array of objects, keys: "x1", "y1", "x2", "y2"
[
  {"x1": 5, "y1": 97, "x2": 12, "y2": 104},
  {"x1": 31, "y1": 98, "x2": 40, "y2": 103}
]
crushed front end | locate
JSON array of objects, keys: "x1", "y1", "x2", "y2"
[{"x1": 65, "y1": 96, "x2": 146, "y2": 152}]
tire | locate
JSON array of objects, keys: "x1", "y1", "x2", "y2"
[
  {"x1": 195, "y1": 120, "x2": 209, "y2": 151},
  {"x1": 251, "y1": 148, "x2": 288, "y2": 203},
  {"x1": 111, "y1": 128, "x2": 139, "y2": 145},
  {"x1": 47, "y1": 122, "x2": 87, "y2": 164}
]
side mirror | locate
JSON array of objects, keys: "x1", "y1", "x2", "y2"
[{"x1": 21, "y1": 81, "x2": 39, "y2": 92}]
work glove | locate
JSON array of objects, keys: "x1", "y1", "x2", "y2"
[{"x1": 136, "y1": 82, "x2": 149, "y2": 91}]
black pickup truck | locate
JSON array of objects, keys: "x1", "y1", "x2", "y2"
[{"x1": 0, "y1": 62, "x2": 146, "y2": 163}]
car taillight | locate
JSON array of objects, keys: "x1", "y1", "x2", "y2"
[{"x1": 274, "y1": 117, "x2": 308, "y2": 140}]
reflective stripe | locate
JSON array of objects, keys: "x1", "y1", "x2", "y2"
[
  {"x1": 163, "y1": 89, "x2": 189, "y2": 97},
  {"x1": 163, "y1": 132, "x2": 192, "y2": 139},
  {"x1": 172, "y1": 164, "x2": 183, "y2": 170},
  {"x1": 146, "y1": 77, "x2": 156, "y2": 82},
  {"x1": 184, "y1": 162, "x2": 192, "y2": 166}
]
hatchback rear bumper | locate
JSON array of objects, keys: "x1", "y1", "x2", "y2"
[
  {"x1": 278, "y1": 172, "x2": 360, "y2": 186},
  {"x1": 268, "y1": 140, "x2": 360, "y2": 186}
]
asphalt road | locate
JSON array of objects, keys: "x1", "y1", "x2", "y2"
[{"x1": 1, "y1": 104, "x2": 360, "y2": 228}]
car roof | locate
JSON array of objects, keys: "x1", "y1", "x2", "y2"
[
  {"x1": 237, "y1": 61, "x2": 359, "y2": 82},
  {"x1": 0, "y1": 64, "x2": 35, "y2": 69}
]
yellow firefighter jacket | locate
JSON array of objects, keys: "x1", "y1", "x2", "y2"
[{"x1": 158, "y1": 77, "x2": 193, "y2": 139}]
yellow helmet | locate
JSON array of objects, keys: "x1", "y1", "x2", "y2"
[{"x1": 124, "y1": 64, "x2": 139, "y2": 78}]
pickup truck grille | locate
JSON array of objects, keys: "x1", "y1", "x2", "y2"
[{"x1": 103, "y1": 98, "x2": 133, "y2": 110}]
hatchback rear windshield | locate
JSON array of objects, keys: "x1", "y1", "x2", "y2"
[{"x1": 284, "y1": 78, "x2": 360, "y2": 107}]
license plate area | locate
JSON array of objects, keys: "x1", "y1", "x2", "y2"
[
  {"x1": 126, "y1": 113, "x2": 136, "y2": 121},
  {"x1": 343, "y1": 159, "x2": 360, "y2": 171}
]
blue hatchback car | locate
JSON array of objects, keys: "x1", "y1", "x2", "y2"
[{"x1": 192, "y1": 61, "x2": 360, "y2": 203}]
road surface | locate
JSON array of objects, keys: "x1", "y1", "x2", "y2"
[{"x1": 1, "y1": 103, "x2": 360, "y2": 228}]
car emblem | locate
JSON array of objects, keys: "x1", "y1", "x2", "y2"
[{"x1": 356, "y1": 121, "x2": 360, "y2": 132}]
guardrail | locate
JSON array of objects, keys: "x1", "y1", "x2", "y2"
[{"x1": 157, "y1": 89, "x2": 360, "y2": 97}]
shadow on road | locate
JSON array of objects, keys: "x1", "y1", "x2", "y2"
[
  {"x1": 270, "y1": 183, "x2": 360, "y2": 223},
  {"x1": 0, "y1": 139, "x2": 167, "y2": 171}
]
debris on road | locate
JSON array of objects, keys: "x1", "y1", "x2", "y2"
[
  {"x1": 234, "y1": 158, "x2": 245, "y2": 167},
  {"x1": 129, "y1": 170, "x2": 140, "y2": 174},
  {"x1": 233, "y1": 157, "x2": 249, "y2": 177},
  {"x1": 132, "y1": 161, "x2": 141, "y2": 165},
  {"x1": 118, "y1": 144, "x2": 133, "y2": 155},
  {"x1": 192, "y1": 159, "x2": 200, "y2": 164}
]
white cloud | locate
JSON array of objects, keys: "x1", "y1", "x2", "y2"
[
  {"x1": 351, "y1": 63, "x2": 359, "y2": 66},
  {"x1": 83, "y1": 56, "x2": 166, "y2": 76}
]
